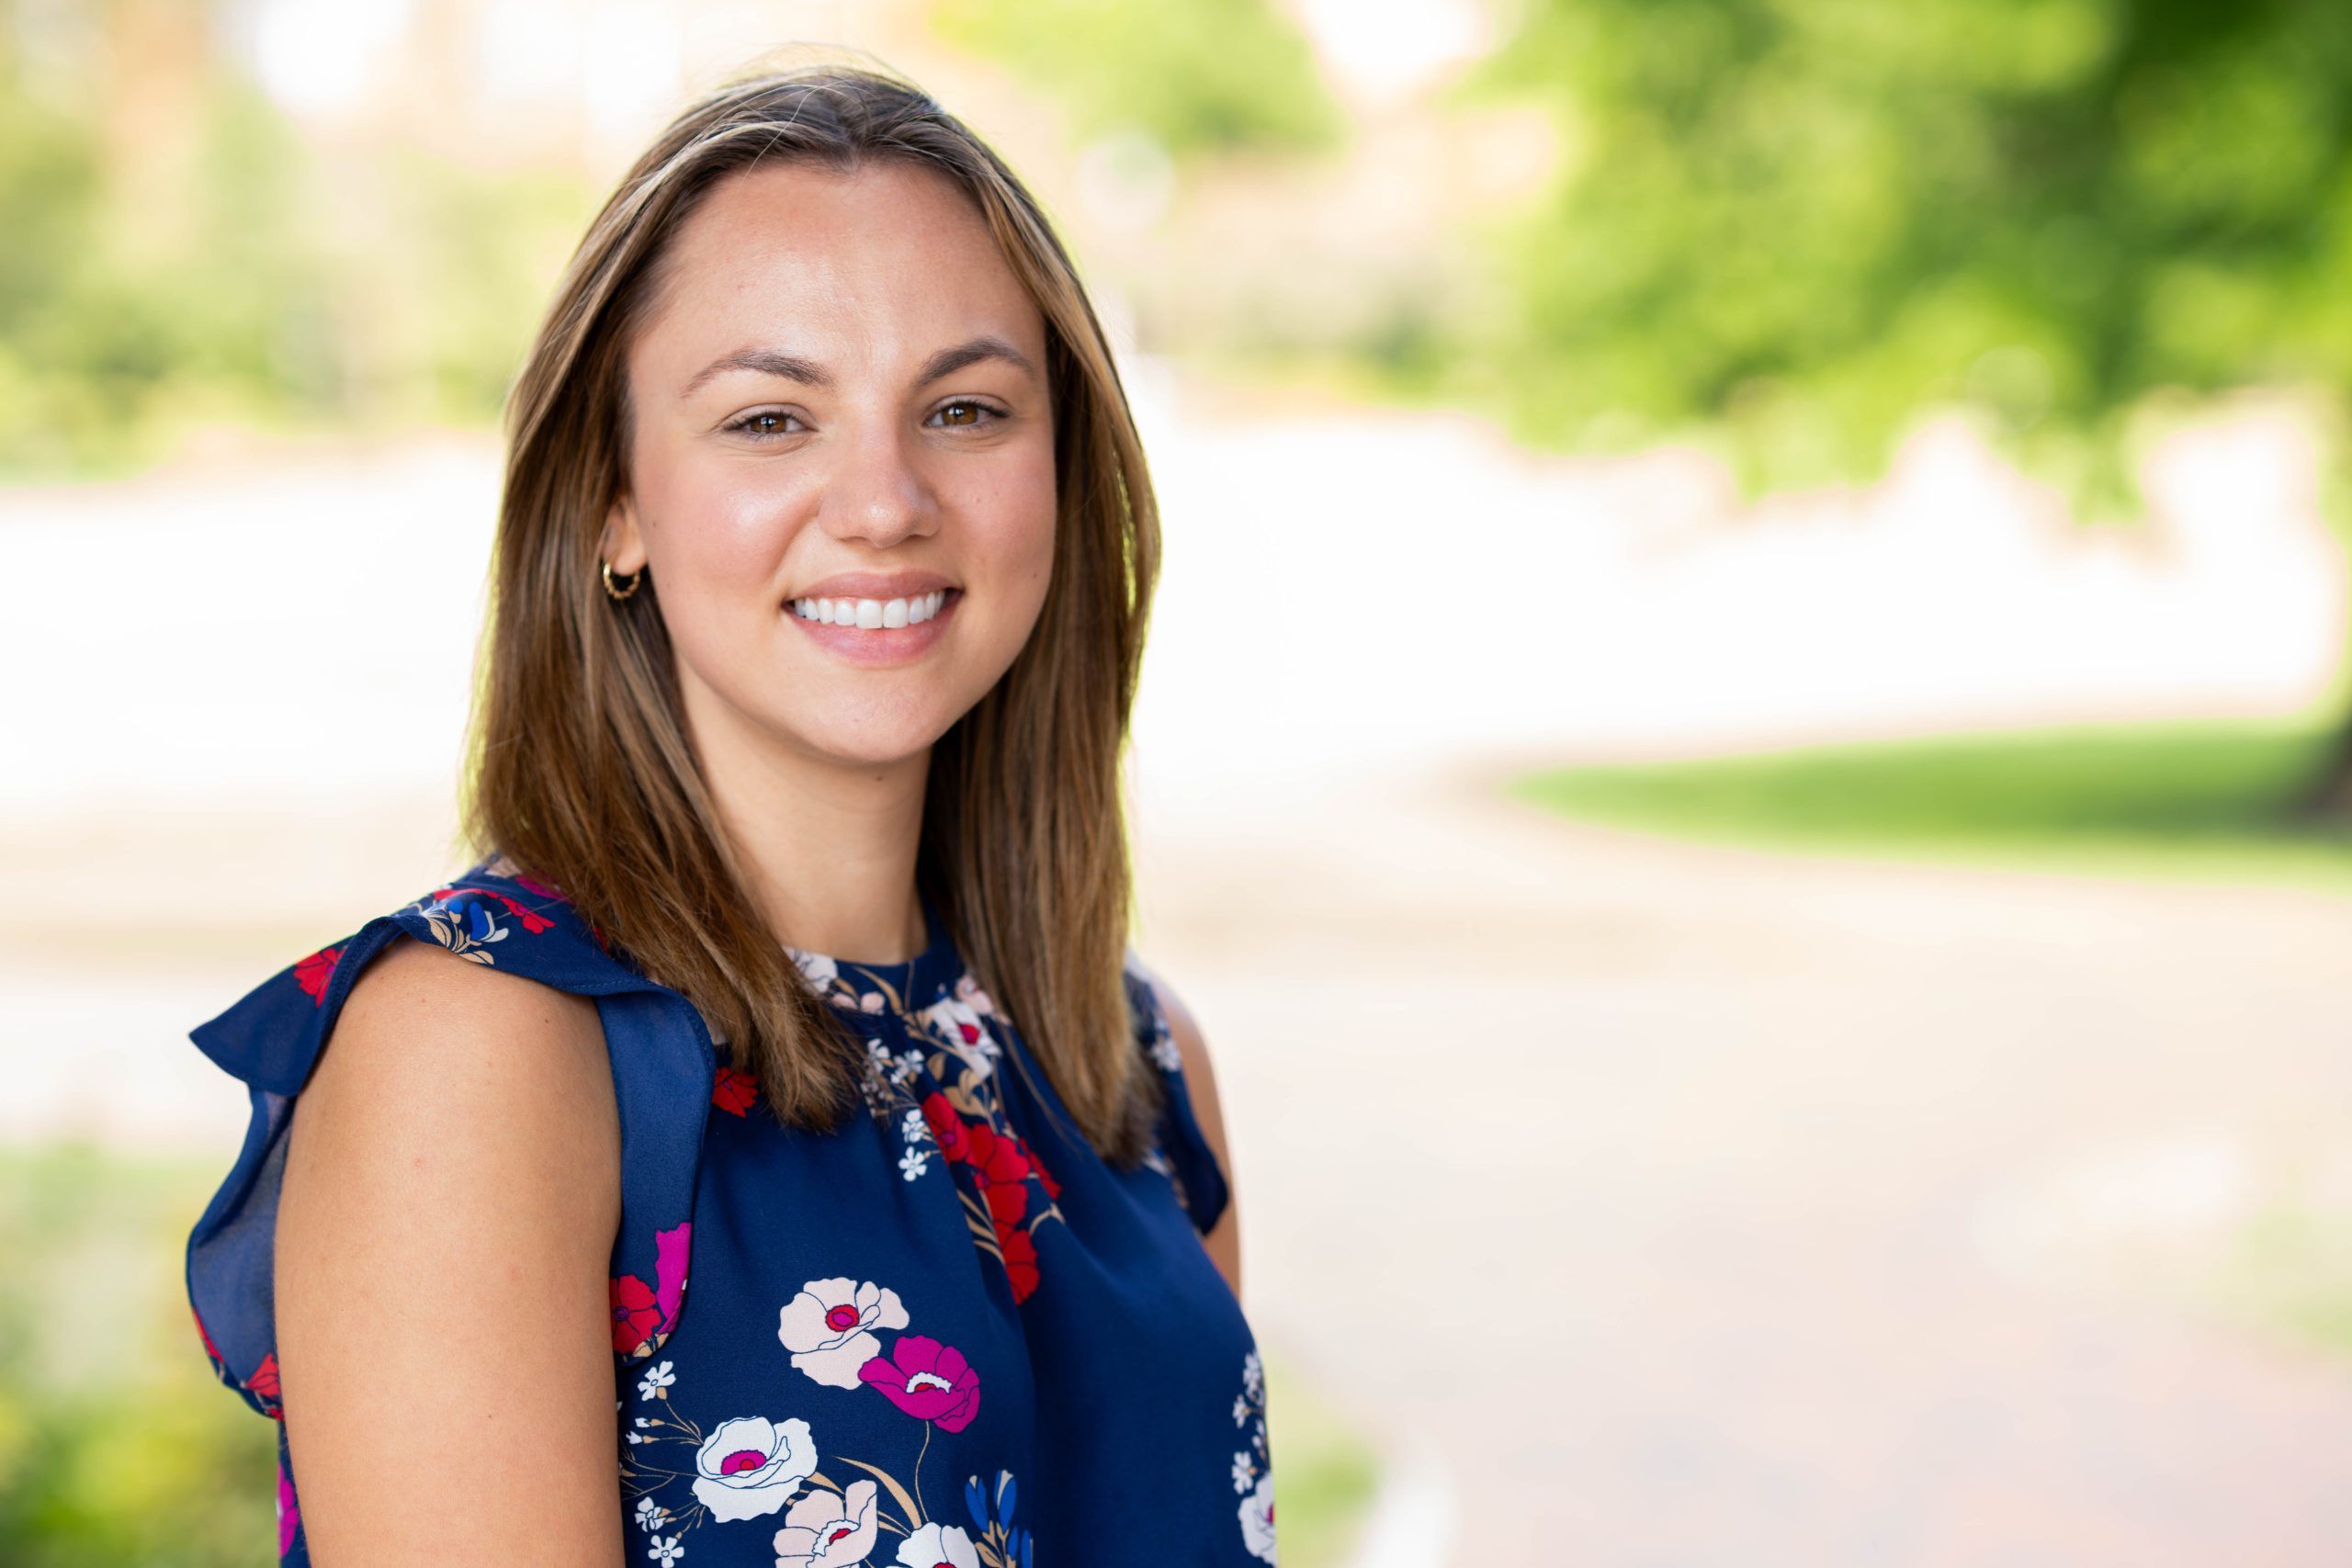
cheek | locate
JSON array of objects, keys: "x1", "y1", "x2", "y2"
[
  {"x1": 968, "y1": 452, "x2": 1059, "y2": 591},
  {"x1": 645, "y1": 467, "x2": 799, "y2": 602}
]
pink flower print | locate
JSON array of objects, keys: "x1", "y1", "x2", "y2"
[
  {"x1": 294, "y1": 945, "x2": 341, "y2": 1003},
  {"x1": 859, "y1": 1335, "x2": 981, "y2": 1433},
  {"x1": 690, "y1": 1414, "x2": 817, "y2": 1522},
  {"x1": 277, "y1": 1450, "x2": 300, "y2": 1558},
  {"x1": 611, "y1": 1221, "x2": 692, "y2": 1357},
  {"x1": 779, "y1": 1277, "x2": 910, "y2": 1389},
  {"x1": 512, "y1": 871, "x2": 569, "y2": 903},
  {"x1": 772, "y1": 1477, "x2": 879, "y2": 1566}
]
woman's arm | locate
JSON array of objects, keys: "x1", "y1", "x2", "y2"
[
  {"x1": 274, "y1": 936, "x2": 626, "y2": 1566},
  {"x1": 1145, "y1": 974, "x2": 1244, "y2": 1305}
]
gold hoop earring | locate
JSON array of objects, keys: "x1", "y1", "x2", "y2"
[{"x1": 602, "y1": 559, "x2": 644, "y2": 601}]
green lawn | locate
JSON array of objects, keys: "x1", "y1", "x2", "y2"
[{"x1": 1512, "y1": 716, "x2": 2352, "y2": 895}]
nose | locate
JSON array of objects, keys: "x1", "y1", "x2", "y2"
[{"x1": 818, "y1": 414, "x2": 939, "y2": 547}]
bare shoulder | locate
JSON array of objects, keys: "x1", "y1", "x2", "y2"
[
  {"x1": 1135, "y1": 962, "x2": 1244, "y2": 1303},
  {"x1": 276, "y1": 932, "x2": 625, "y2": 1564}
]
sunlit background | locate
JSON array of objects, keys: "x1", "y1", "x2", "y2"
[{"x1": 8, "y1": 0, "x2": 2352, "y2": 1562}]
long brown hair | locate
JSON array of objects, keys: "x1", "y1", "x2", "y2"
[{"x1": 458, "y1": 52, "x2": 1165, "y2": 1166}]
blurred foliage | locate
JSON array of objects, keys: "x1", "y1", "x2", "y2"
[
  {"x1": 0, "y1": 1141, "x2": 276, "y2": 1567},
  {"x1": 1262, "y1": 1352, "x2": 1379, "y2": 1568},
  {"x1": 927, "y1": 0, "x2": 1346, "y2": 158},
  {"x1": 1452, "y1": 0, "x2": 2352, "y2": 522},
  {"x1": 0, "y1": 16, "x2": 593, "y2": 480},
  {"x1": 1515, "y1": 716, "x2": 2352, "y2": 892}
]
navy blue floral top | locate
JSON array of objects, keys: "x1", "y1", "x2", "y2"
[{"x1": 183, "y1": 855, "x2": 1276, "y2": 1567}]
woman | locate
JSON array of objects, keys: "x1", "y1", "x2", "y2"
[{"x1": 182, "y1": 58, "x2": 1274, "y2": 1567}]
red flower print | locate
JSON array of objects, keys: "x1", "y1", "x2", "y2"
[
  {"x1": 961, "y1": 1122, "x2": 1035, "y2": 1226},
  {"x1": 1016, "y1": 1135, "x2": 1061, "y2": 1201},
  {"x1": 191, "y1": 1303, "x2": 224, "y2": 1365},
  {"x1": 611, "y1": 1274, "x2": 662, "y2": 1355},
  {"x1": 712, "y1": 1066, "x2": 758, "y2": 1116},
  {"x1": 294, "y1": 946, "x2": 341, "y2": 1003},
  {"x1": 245, "y1": 1350, "x2": 282, "y2": 1402},
  {"x1": 485, "y1": 890, "x2": 557, "y2": 934},
  {"x1": 921, "y1": 1091, "x2": 970, "y2": 1162},
  {"x1": 858, "y1": 1334, "x2": 981, "y2": 1432},
  {"x1": 995, "y1": 1224, "x2": 1039, "y2": 1303},
  {"x1": 611, "y1": 1220, "x2": 694, "y2": 1357}
]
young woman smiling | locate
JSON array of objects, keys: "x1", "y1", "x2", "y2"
[{"x1": 183, "y1": 59, "x2": 1272, "y2": 1568}]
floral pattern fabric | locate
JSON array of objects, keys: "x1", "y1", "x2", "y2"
[{"x1": 184, "y1": 857, "x2": 1272, "y2": 1565}]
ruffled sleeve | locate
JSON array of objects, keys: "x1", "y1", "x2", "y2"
[
  {"x1": 183, "y1": 860, "x2": 718, "y2": 1424},
  {"x1": 1121, "y1": 953, "x2": 1231, "y2": 1237}
]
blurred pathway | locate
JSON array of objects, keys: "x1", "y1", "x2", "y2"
[{"x1": 1135, "y1": 761, "x2": 2352, "y2": 1564}]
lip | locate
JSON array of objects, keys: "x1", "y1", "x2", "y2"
[
  {"x1": 789, "y1": 570, "x2": 959, "y2": 601},
  {"x1": 786, "y1": 586, "x2": 962, "y2": 668}
]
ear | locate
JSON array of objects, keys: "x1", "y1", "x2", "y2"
[{"x1": 600, "y1": 492, "x2": 648, "y2": 577}]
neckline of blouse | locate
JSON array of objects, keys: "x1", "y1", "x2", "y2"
[{"x1": 783, "y1": 886, "x2": 959, "y2": 1001}]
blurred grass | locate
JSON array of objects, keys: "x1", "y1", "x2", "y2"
[
  {"x1": 1512, "y1": 715, "x2": 2352, "y2": 895},
  {"x1": 0, "y1": 1141, "x2": 276, "y2": 1568},
  {"x1": 1263, "y1": 1352, "x2": 1380, "y2": 1568},
  {"x1": 0, "y1": 1138, "x2": 1377, "y2": 1564},
  {"x1": 2219, "y1": 1200, "x2": 2352, "y2": 1361}
]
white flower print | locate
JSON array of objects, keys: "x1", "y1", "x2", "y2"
[
  {"x1": 784, "y1": 947, "x2": 839, "y2": 989},
  {"x1": 1239, "y1": 1475, "x2": 1278, "y2": 1562},
  {"x1": 918, "y1": 994, "x2": 998, "y2": 1083},
  {"x1": 638, "y1": 1359, "x2": 676, "y2": 1400},
  {"x1": 953, "y1": 974, "x2": 996, "y2": 1015},
  {"x1": 1242, "y1": 1348, "x2": 1264, "y2": 1402},
  {"x1": 1233, "y1": 1392, "x2": 1250, "y2": 1426},
  {"x1": 778, "y1": 1277, "x2": 910, "y2": 1389},
  {"x1": 771, "y1": 1477, "x2": 879, "y2": 1566},
  {"x1": 690, "y1": 1415, "x2": 817, "y2": 1522},
  {"x1": 1148, "y1": 1025, "x2": 1182, "y2": 1073},
  {"x1": 894, "y1": 1521, "x2": 982, "y2": 1568},
  {"x1": 1232, "y1": 1450, "x2": 1256, "y2": 1494},
  {"x1": 647, "y1": 1532, "x2": 685, "y2": 1564},
  {"x1": 899, "y1": 1145, "x2": 932, "y2": 1181},
  {"x1": 859, "y1": 991, "x2": 886, "y2": 1013},
  {"x1": 633, "y1": 1495, "x2": 668, "y2": 1530}
]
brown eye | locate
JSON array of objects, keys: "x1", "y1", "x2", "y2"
[
  {"x1": 933, "y1": 400, "x2": 1004, "y2": 430},
  {"x1": 726, "y1": 410, "x2": 805, "y2": 440}
]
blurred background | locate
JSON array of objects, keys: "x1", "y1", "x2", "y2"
[{"x1": 6, "y1": 0, "x2": 2352, "y2": 1562}]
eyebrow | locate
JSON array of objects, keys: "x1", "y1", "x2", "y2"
[{"x1": 680, "y1": 334, "x2": 1038, "y2": 400}]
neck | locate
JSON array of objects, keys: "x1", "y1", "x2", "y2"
[{"x1": 685, "y1": 683, "x2": 933, "y2": 965}]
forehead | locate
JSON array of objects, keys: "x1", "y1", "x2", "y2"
[{"x1": 638, "y1": 158, "x2": 1042, "y2": 375}]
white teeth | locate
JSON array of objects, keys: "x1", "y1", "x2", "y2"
[{"x1": 790, "y1": 590, "x2": 950, "y2": 627}]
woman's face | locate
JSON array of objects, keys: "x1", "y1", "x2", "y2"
[{"x1": 605, "y1": 159, "x2": 1057, "y2": 773}]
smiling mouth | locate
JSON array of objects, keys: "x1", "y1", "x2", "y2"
[{"x1": 787, "y1": 588, "x2": 961, "y2": 629}]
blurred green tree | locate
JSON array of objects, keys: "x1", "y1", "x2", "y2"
[
  {"x1": 1453, "y1": 0, "x2": 2352, "y2": 804},
  {"x1": 929, "y1": 0, "x2": 1346, "y2": 157}
]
